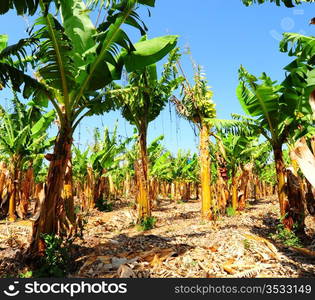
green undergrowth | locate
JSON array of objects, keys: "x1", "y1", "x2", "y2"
[
  {"x1": 95, "y1": 198, "x2": 113, "y2": 212},
  {"x1": 136, "y1": 216, "x2": 157, "y2": 231},
  {"x1": 226, "y1": 206, "x2": 237, "y2": 217},
  {"x1": 269, "y1": 222, "x2": 303, "y2": 248},
  {"x1": 33, "y1": 234, "x2": 71, "y2": 277}
]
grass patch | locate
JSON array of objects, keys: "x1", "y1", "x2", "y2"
[
  {"x1": 226, "y1": 206, "x2": 236, "y2": 217},
  {"x1": 269, "y1": 222, "x2": 303, "y2": 248},
  {"x1": 243, "y1": 239, "x2": 251, "y2": 250},
  {"x1": 33, "y1": 234, "x2": 71, "y2": 278},
  {"x1": 19, "y1": 270, "x2": 33, "y2": 278},
  {"x1": 136, "y1": 216, "x2": 157, "y2": 231}
]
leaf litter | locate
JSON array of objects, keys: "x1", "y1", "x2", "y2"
[{"x1": 0, "y1": 197, "x2": 314, "y2": 278}]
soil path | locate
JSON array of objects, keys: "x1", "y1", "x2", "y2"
[
  {"x1": 0, "y1": 197, "x2": 314, "y2": 278},
  {"x1": 74, "y1": 197, "x2": 315, "y2": 278}
]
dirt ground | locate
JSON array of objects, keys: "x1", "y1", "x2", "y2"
[{"x1": 0, "y1": 197, "x2": 315, "y2": 278}]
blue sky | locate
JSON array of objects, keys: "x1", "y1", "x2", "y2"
[{"x1": 0, "y1": 0, "x2": 314, "y2": 154}]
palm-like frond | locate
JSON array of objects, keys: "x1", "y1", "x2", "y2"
[
  {"x1": 0, "y1": 62, "x2": 50, "y2": 106},
  {"x1": 237, "y1": 66, "x2": 291, "y2": 142},
  {"x1": 0, "y1": 35, "x2": 38, "y2": 70},
  {"x1": 0, "y1": 97, "x2": 54, "y2": 159},
  {"x1": 0, "y1": 0, "x2": 40, "y2": 15},
  {"x1": 281, "y1": 33, "x2": 315, "y2": 114},
  {"x1": 89, "y1": 123, "x2": 132, "y2": 173},
  {"x1": 106, "y1": 46, "x2": 179, "y2": 130},
  {"x1": 73, "y1": 0, "x2": 157, "y2": 100},
  {"x1": 73, "y1": 147, "x2": 90, "y2": 180},
  {"x1": 0, "y1": 34, "x2": 50, "y2": 102},
  {"x1": 208, "y1": 118, "x2": 251, "y2": 135},
  {"x1": 33, "y1": 14, "x2": 76, "y2": 101},
  {"x1": 280, "y1": 33, "x2": 315, "y2": 61}
]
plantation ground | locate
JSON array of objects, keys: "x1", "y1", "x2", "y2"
[{"x1": 0, "y1": 197, "x2": 315, "y2": 278}]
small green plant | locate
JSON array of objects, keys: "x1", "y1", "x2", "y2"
[
  {"x1": 212, "y1": 207, "x2": 222, "y2": 222},
  {"x1": 199, "y1": 220, "x2": 206, "y2": 225},
  {"x1": 127, "y1": 201, "x2": 136, "y2": 208},
  {"x1": 137, "y1": 216, "x2": 157, "y2": 231},
  {"x1": 190, "y1": 260, "x2": 198, "y2": 267},
  {"x1": 19, "y1": 271, "x2": 33, "y2": 278},
  {"x1": 74, "y1": 205, "x2": 81, "y2": 214},
  {"x1": 243, "y1": 239, "x2": 251, "y2": 250},
  {"x1": 95, "y1": 198, "x2": 113, "y2": 212},
  {"x1": 269, "y1": 222, "x2": 303, "y2": 247},
  {"x1": 34, "y1": 234, "x2": 70, "y2": 278},
  {"x1": 226, "y1": 206, "x2": 236, "y2": 217}
]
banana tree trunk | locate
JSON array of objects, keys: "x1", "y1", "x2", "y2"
[
  {"x1": 273, "y1": 145, "x2": 290, "y2": 221},
  {"x1": 217, "y1": 178, "x2": 227, "y2": 212},
  {"x1": 175, "y1": 181, "x2": 181, "y2": 202},
  {"x1": 161, "y1": 181, "x2": 167, "y2": 199},
  {"x1": 108, "y1": 174, "x2": 115, "y2": 199},
  {"x1": 93, "y1": 173, "x2": 101, "y2": 203},
  {"x1": 20, "y1": 166, "x2": 34, "y2": 219},
  {"x1": 64, "y1": 158, "x2": 75, "y2": 224},
  {"x1": 149, "y1": 178, "x2": 159, "y2": 208},
  {"x1": 262, "y1": 181, "x2": 267, "y2": 197},
  {"x1": 305, "y1": 180, "x2": 315, "y2": 216},
  {"x1": 311, "y1": 136, "x2": 315, "y2": 156},
  {"x1": 238, "y1": 169, "x2": 249, "y2": 211},
  {"x1": 33, "y1": 182, "x2": 43, "y2": 216},
  {"x1": 76, "y1": 181, "x2": 83, "y2": 210},
  {"x1": 185, "y1": 182, "x2": 191, "y2": 201},
  {"x1": 173, "y1": 182, "x2": 177, "y2": 202},
  {"x1": 253, "y1": 175, "x2": 259, "y2": 200},
  {"x1": 292, "y1": 138, "x2": 315, "y2": 189},
  {"x1": 86, "y1": 167, "x2": 95, "y2": 209},
  {"x1": 136, "y1": 123, "x2": 150, "y2": 221},
  {"x1": 231, "y1": 173, "x2": 238, "y2": 211},
  {"x1": 200, "y1": 123, "x2": 212, "y2": 219},
  {"x1": 8, "y1": 155, "x2": 21, "y2": 222},
  {"x1": 0, "y1": 163, "x2": 7, "y2": 199},
  {"x1": 124, "y1": 173, "x2": 131, "y2": 198},
  {"x1": 30, "y1": 126, "x2": 72, "y2": 255},
  {"x1": 286, "y1": 169, "x2": 305, "y2": 233}
]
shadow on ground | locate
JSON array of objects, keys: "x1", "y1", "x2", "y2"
[{"x1": 248, "y1": 211, "x2": 315, "y2": 278}]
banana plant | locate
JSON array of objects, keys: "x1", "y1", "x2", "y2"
[
  {"x1": 217, "y1": 132, "x2": 256, "y2": 210},
  {"x1": 0, "y1": 97, "x2": 55, "y2": 221},
  {"x1": 236, "y1": 65, "x2": 314, "y2": 229},
  {"x1": 89, "y1": 124, "x2": 132, "y2": 201},
  {"x1": 106, "y1": 48, "x2": 180, "y2": 221},
  {"x1": 0, "y1": 0, "x2": 55, "y2": 15},
  {"x1": 278, "y1": 33, "x2": 315, "y2": 189},
  {"x1": 148, "y1": 136, "x2": 173, "y2": 182},
  {"x1": 172, "y1": 64, "x2": 216, "y2": 219},
  {"x1": 89, "y1": 124, "x2": 132, "y2": 174},
  {"x1": 169, "y1": 150, "x2": 199, "y2": 184},
  {"x1": 72, "y1": 147, "x2": 89, "y2": 185},
  {"x1": 0, "y1": 33, "x2": 39, "y2": 93},
  {"x1": 243, "y1": 141, "x2": 274, "y2": 185},
  {"x1": 0, "y1": 0, "x2": 182, "y2": 252}
]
